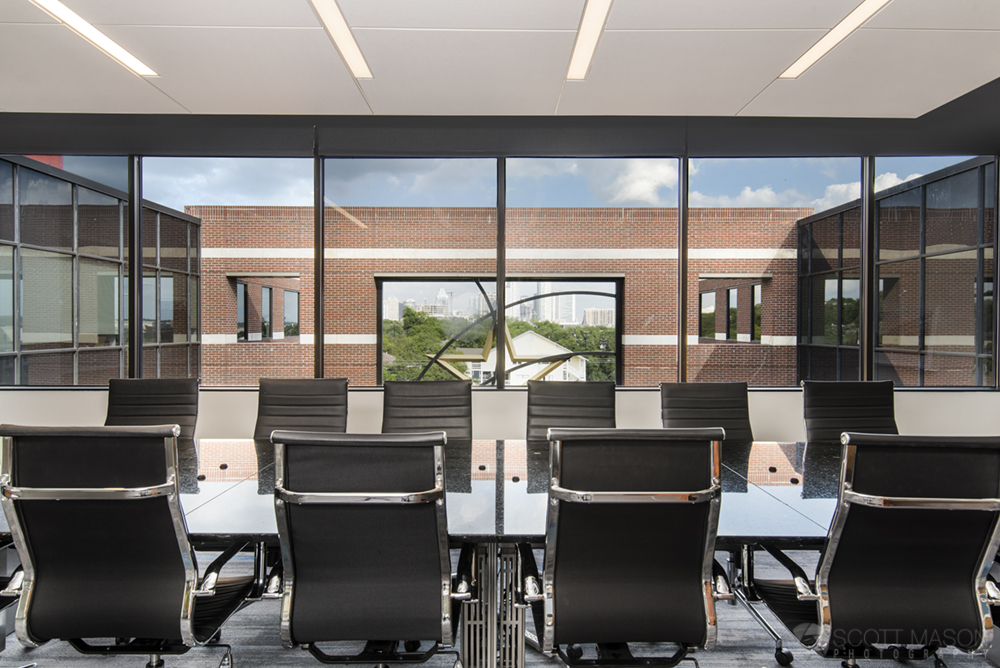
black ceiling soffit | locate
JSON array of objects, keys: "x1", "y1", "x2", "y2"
[{"x1": 3, "y1": 74, "x2": 1000, "y2": 158}]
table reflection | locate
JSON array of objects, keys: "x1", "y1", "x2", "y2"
[{"x1": 181, "y1": 438, "x2": 838, "y2": 547}]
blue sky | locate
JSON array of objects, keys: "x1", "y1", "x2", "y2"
[{"x1": 55, "y1": 154, "x2": 978, "y2": 213}]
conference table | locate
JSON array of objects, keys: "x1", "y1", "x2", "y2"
[{"x1": 172, "y1": 437, "x2": 843, "y2": 668}]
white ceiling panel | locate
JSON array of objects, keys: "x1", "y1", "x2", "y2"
[
  {"x1": 558, "y1": 29, "x2": 825, "y2": 115},
  {"x1": 340, "y1": 0, "x2": 584, "y2": 30},
  {"x1": 355, "y1": 29, "x2": 574, "y2": 115},
  {"x1": 741, "y1": 29, "x2": 1000, "y2": 118},
  {"x1": 100, "y1": 26, "x2": 371, "y2": 114},
  {"x1": 61, "y1": 0, "x2": 321, "y2": 27},
  {"x1": 0, "y1": 24, "x2": 186, "y2": 113},
  {"x1": 1, "y1": 2, "x2": 59, "y2": 23},
  {"x1": 866, "y1": 0, "x2": 1000, "y2": 30},
  {"x1": 608, "y1": 0, "x2": 862, "y2": 30}
]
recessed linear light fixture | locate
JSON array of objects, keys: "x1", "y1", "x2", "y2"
[
  {"x1": 29, "y1": 0, "x2": 157, "y2": 77},
  {"x1": 307, "y1": 0, "x2": 373, "y2": 80},
  {"x1": 566, "y1": 0, "x2": 614, "y2": 81},
  {"x1": 779, "y1": 0, "x2": 892, "y2": 79}
]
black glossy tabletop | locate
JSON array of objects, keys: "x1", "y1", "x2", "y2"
[{"x1": 176, "y1": 438, "x2": 839, "y2": 550}]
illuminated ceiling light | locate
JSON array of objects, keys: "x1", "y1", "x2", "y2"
[
  {"x1": 779, "y1": 0, "x2": 892, "y2": 79},
  {"x1": 566, "y1": 0, "x2": 614, "y2": 81},
  {"x1": 29, "y1": 0, "x2": 157, "y2": 77},
  {"x1": 307, "y1": 0, "x2": 373, "y2": 80}
]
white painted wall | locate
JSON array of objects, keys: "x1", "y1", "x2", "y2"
[{"x1": 0, "y1": 388, "x2": 997, "y2": 442}]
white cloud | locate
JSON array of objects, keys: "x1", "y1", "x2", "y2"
[
  {"x1": 604, "y1": 159, "x2": 679, "y2": 206},
  {"x1": 806, "y1": 172, "x2": 923, "y2": 212},
  {"x1": 690, "y1": 185, "x2": 810, "y2": 208}
]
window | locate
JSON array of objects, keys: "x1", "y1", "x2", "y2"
[
  {"x1": 261, "y1": 287, "x2": 272, "y2": 339},
  {"x1": 378, "y1": 278, "x2": 619, "y2": 385},
  {"x1": 284, "y1": 290, "x2": 299, "y2": 337},
  {"x1": 726, "y1": 288, "x2": 738, "y2": 341},
  {"x1": 699, "y1": 292, "x2": 716, "y2": 339},
  {"x1": 801, "y1": 155, "x2": 993, "y2": 386},
  {"x1": 236, "y1": 283, "x2": 247, "y2": 341},
  {"x1": 752, "y1": 284, "x2": 762, "y2": 342}
]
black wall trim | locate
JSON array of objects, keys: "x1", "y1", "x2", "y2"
[{"x1": 3, "y1": 74, "x2": 1000, "y2": 158}]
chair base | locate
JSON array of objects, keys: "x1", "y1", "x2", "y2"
[
  {"x1": 307, "y1": 640, "x2": 443, "y2": 665},
  {"x1": 69, "y1": 638, "x2": 191, "y2": 656},
  {"x1": 557, "y1": 642, "x2": 691, "y2": 668}
]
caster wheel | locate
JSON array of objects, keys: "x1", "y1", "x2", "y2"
[
  {"x1": 775, "y1": 647, "x2": 793, "y2": 665},
  {"x1": 209, "y1": 629, "x2": 222, "y2": 644},
  {"x1": 567, "y1": 644, "x2": 584, "y2": 661},
  {"x1": 404, "y1": 640, "x2": 421, "y2": 653}
]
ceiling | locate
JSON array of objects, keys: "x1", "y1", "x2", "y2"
[{"x1": 4, "y1": 0, "x2": 1000, "y2": 119}]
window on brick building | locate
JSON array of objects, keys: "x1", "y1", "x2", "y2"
[
  {"x1": 726, "y1": 288, "x2": 738, "y2": 341},
  {"x1": 752, "y1": 284, "x2": 762, "y2": 342},
  {"x1": 284, "y1": 290, "x2": 299, "y2": 337},
  {"x1": 261, "y1": 287, "x2": 272, "y2": 339},
  {"x1": 236, "y1": 282, "x2": 247, "y2": 341},
  {"x1": 699, "y1": 292, "x2": 715, "y2": 339}
]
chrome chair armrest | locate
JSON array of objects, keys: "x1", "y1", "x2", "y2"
[
  {"x1": 712, "y1": 559, "x2": 733, "y2": 601},
  {"x1": 985, "y1": 579, "x2": 1000, "y2": 606},
  {"x1": 261, "y1": 563, "x2": 283, "y2": 600},
  {"x1": 0, "y1": 567, "x2": 24, "y2": 597},
  {"x1": 760, "y1": 544, "x2": 822, "y2": 601},
  {"x1": 193, "y1": 540, "x2": 250, "y2": 598},
  {"x1": 451, "y1": 543, "x2": 477, "y2": 602},
  {"x1": 516, "y1": 542, "x2": 544, "y2": 605}
]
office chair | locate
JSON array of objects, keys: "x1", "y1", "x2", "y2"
[
  {"x1": 518, "y1": 427, "x2": 731, "y2": 667},
  {"x1": 0, "y1": 424, "x2": 255, "y2": 668},
  {"x1": 254, "y1": 377, "x2": 349, "y2": 440},
  {"x1": 660, "y1": 381, "x2": 753, "y2": 444},
  {"x1": 382, "y1": 380, "x2": 473, "y2": 441},
  {"x1": 270, "y1": 430, "x2": 475, "y2": 665},
  {"x1": 801, "y1": 380, "x2": 898, "y2": 446},
  {"x1": 753, "y1": 432, "x2": 1000, "y2": 668},
  {"x1": 525, "y1": 380, "x2": 616, "y2": 443}
]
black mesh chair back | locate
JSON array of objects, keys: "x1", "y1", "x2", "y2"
[
  {"x1": 273, "y1": 430, "x2": 455, "y2": 652},
  {"x1": 660, "y1": 381, "x2": 753, "y2": 444},
  {"x1": 105, "y1": 378, "x2": 199, "y2": 446},
  {"x1": 381, "y1": 380, "x2": 472, "y2": 441},
  {"x1": 254, "y1": 378, "x2": 349, "y2": 441},
  {"x1": 533, "y1": 427, "x2": 724, "y2": 657},
  {"x1": 801, "y1": 380, "x2": 897, "y2": 446},
  {"x1": 0, "y1": 424, "x2": 252, "y2": 657},
  {"x1": 754, "y1": 433, "x2": 1000, "y2": 658},
  {"x1": 525, "y1": 380, "x2": 615, "y2": 443}
]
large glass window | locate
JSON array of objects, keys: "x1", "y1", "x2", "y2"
[
  {"x1": 326, "y1": 158, "x2": 496, "y2": 386},
  {"x1": 694, "y1": 158, "x2": 860, "y2": 385},
  {"x1": 801, "y1": 156, "x2": 995, "y2": 387},
  {"x1": 506, "y1": 158, "x2": 673, "y2": 386},
  {"x1": 144, "y1": 157, "x2": 307, "y2": 385}
]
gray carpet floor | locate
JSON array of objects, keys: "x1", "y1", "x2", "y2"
[{"x1": 0, "y1": 552, "x2": 995, "y2": 668}]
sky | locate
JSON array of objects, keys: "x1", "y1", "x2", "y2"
[{"x1": 54, "y1": 155, "x2": 976, "y2": 213}]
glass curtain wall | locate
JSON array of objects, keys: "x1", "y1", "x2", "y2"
[
  {"x1": 506, "y1": 159, "x2": 676, "y2": 386},
  {"x1": 143, "y1": 158, "x2": 312, "y2": 386},
  {"x1": 0, "y1": 156, "x2": 129, "y2": 385},
  {"x1": 875, "y1": 157, "x2": 994, "y2": 386},
  {"x1": 690, "y1": 159, "x2": 860, "y2": 385},
  {"x1": 324, "y1": 159, "x2": 496, "y2": 385},
  {"x1": 798, "y1": 156, "x2": 994, "y2": 387}
]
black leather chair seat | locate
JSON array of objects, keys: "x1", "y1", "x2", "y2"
[
  {"x1": 753, "y1": 579, "x2": 820, "y2": 647},
  {"x1": 192, "y1": 575, "x2": 255, "y2": 644}
]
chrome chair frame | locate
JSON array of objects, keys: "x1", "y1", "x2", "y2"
[
  {"x1": 272, "y1": 431, "x2": 463, "y2": 662},
  {"x1": 0, "y1": 424, "x2": 250, "y2": 660},
  {"x1": 761, "y1": 432, "x2": 1000, "y2": 661},
  {"x1": 537, "y1": 427, "x2": 727, "y2": 660}
]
